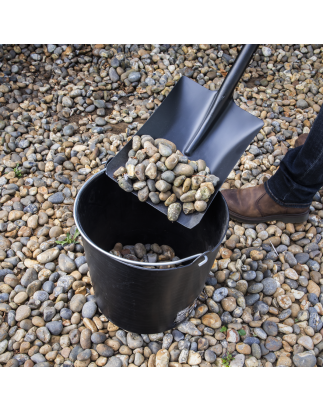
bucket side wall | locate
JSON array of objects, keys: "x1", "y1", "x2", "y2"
[{"x1": 83, "y1": 237, "x2": 219, "y2": 334}]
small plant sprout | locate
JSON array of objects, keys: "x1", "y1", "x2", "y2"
[
  {"x1": 14, "y1": 164, "x2": 22, "y2": 178},
  {"x1": 222, "y1": 353, "x2": 233, "y2": 367},
  {"x1": 56, "y1": 229, "x2": 80, "y2": 245}
]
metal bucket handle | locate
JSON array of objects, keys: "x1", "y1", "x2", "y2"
[
  {"x1": 75, "y1": 171, "x2": 212, "y2": 270},
  {"x1": 106, "y1": 250, "x2": 208, "y2": 267}
]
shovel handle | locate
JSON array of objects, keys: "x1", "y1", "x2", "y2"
[{"x1": 184, "y1": 44, "x2": 259, "y2": 156}]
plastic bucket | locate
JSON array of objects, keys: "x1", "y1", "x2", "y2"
[{"x1": 74, "y1": 170, "x2": 229, "y2": 333}]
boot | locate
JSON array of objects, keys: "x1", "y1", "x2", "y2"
[
  {"x1": 295, "y1": 133, "x2": 308, "y2": 148},
  {"x1": 221, "y1": 184, "x2": 309, "y2": 224}
]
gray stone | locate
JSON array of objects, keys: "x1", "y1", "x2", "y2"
[
  {"x1": 177, "y1": 321, "x2": 202, "y2": 336},
  {"x1": 48, "y1": 192, "x2": 64, "y2": 204},
  {"x1": 265, "y1": 336, "x2": 282, "y2": 352},
  {"x1": 70, "y1": 294, "x2": 86, "y2": 312},
  {"x1": 96, "y1": 344, "x2": 114, "y2": 358},
  {"x1": 36, "y1": 327, "x2": 51, "y2": 343},
  {"x1": 262, "y1": 321, "x2": 278, "y2": 336},
  {"x1": 127, "y1": 333, "x2": 143, "y2": 349},
  {"x1": 31, "y1": 353, "x2": 46, "y2": 363},
  {"x1": 77, "y1": 349, "x2": 92, "y2": 361},
  {"x1": 251, "y1": 343, "x2": 262, "y2": 359},
  {"x1": 230, "y1": 354, "x2": 245, "y2": 367},
  {"x1": 293, "y1": 351, "x2": 317, "y2": 367},
  {"x1": 128, "y1": 72, "x2": 141, "y2": 83},
  {"x1": 109, "y1": 67, "x2": 120, "y2": 82},
  {"x1": 204, "y1": 349, "x2": 216, "y2": 363},
  {"x1": 20, "y1": 268, "x2": 38, "y2": 287},
  {"x1": 106, "y1": 357, "x2": 123, "y2": 367},
  {"x1": 46, "y1": 321, "x2": 63, "y2": 335},
  {"x1": 33, "y1": 290, "x2": 49, "y2": 302},
  {"x1": 262, "y1": 278, "x2": 278, "y2": 295},
  {"x1": 43, "y1": 306, "x2": 56, "y2": 322},
  {"x1": 91, "y1": 332, "x2": 106, "y2": 344},
  {"x1": 58, "y1": 254, "x2": 76, "y2": 273},
  {"x1": 212, "y1": 287, "x2": 228, "y2": 302},
  {"x1": 82, "y1": 301, "x2": 97, "y2": 319}
]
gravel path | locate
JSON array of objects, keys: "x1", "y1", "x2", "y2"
[{"x1": 0, "y1": 44, "x2": 323, "y2": 367}]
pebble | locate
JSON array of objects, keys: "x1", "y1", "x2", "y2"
[
  {"x1": 15, "y1": 305, "x2": 31, "y2": 321},
  {"x1": 204, "y1": 349, "x2": 216, "y2": 363},
  {"x1": 96, "y1": 344, "x2": 114, "y2": 358},
  {"x1": 110, "y1": 243, "x2": 178, "y2": 268},
  {"x1": 236, "y1": 343, "x2": 251, "y2": 355},
  {"x1": 70, "y1": 295, "x2": 86, "y2": 312},
  {"x1": 201, "y1": 313, "x2": 222, "y2": 329},
  {"x1": 212, "y1": 287, "x2": 228, "y2": 302},
  {"x1": 262, "y1": 278, "x2": 278, "y2": 295},
  {"x1": 127, "y1": 333, "x2": 143, "y2": 349},
  {"x1": 46, "y1": 321, "x2": 63, "y2": 335},
  {"x1": 156, "y1": 349, "x2": 170, "y2": 367},
  {"x1": 106, "y1": 357, "x2": 123, "y2": 367},
  {"x1": 293, "y1": 351, "x2": 317, "y2": 367},
  {"x1": 265, "y1": 337, "x2": 282, "y2": 352},
  {"x1": 230, "y1": 354, "x2": 245, "y2": 367},
  {"x1": 262, "y1": 321, "x2": 278, "y2": 336},
  {"x1": 178, "y1": 321, "x2": 202, "y2": 336},
  {"x1": 58, "y1": 254, "x2": 76, "y2": 273},
  {"x1": 82, "y1": 301, "x2": 97, "y2": 319},
  {"x1": 298, "y1": 336, "x2": 314, "y2": 350},
  {"x1": 245, "y1": 356, "x2": 258, "y2": 367},
  {"x1": 115, "y1": 134, "x2": 217, "y2": 221},
  {"x1": 187, "y1": 350, "x2": 201, "y2": 366}
]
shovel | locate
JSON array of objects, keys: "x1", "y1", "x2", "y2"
[{"x1": 106, "y1": 44, "x2": 264, "y2": 229}]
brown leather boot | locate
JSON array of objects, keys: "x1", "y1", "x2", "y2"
[
  {"x1": 221, "y1": 184, "x2": 309, "y2": 224},
  {"x1": 295, "y1": 133, "x2": 308, "y2": 148}
]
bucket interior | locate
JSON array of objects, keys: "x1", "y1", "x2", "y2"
[{"x1": 75, "y1": 171, "x2": 228, "y2": 260}]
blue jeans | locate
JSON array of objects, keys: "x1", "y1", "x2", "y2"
[{"x1": 265, "y1": 106, "x2": 323, "y2": 207}]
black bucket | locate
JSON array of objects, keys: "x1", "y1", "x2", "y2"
[{"x1": 74, "y1": 170, "x2": 229, "y2": 334}]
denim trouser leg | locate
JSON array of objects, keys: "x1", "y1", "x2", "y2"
[{"x1": 265, "y1": 106, "x2": 323, "y2": 207}]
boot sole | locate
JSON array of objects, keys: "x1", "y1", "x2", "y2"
[{"x1": 229, "y1": 210, "x2": 309, "y2": 224}]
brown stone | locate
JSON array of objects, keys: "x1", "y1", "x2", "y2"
[
  {"x1": 148, "y1": 354, "x2": 156, "y2": 367},
  {"x1": 277, "y1": 356, "x2": 292, "y2": 367},
  {"x1": 201, "y1": 313, "x2": 222, "y2": 329},
  {"x1": 236, "y1": 343, "x2": 251, "y2": 355},
  {"x1": 187, "y1": 350, "x2": 202, "y2": 365},
  {"x1": 298, "y1": 335, "x2": 314, "y2": 350},
  {"x1": 83, "y1": 318, "x2": 97, "y2": 332},
  {"x1": 221, "y1": 297, "x2": 237, "y2": 312},
  {"x1": 155, "y1": 349, "x2": 170, "y2": 367},
  {"x1": 307, "y1": 280, "x2": 320, "y2": 297}
]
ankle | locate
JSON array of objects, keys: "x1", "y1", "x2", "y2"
[{"x1": 264, "y1": 182, "x2": 310, "y2": 209}]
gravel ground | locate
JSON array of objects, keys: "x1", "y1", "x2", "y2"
[{"x1": 0, "y1": 44, "x2": 323, "y2": 367}]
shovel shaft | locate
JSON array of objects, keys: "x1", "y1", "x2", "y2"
[{"x1": 184, "y1": 44, "x2": 259, "y2": 156}]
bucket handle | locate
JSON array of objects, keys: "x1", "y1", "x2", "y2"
[
  {"x1": 74, "y1": 174, "x2": 212, "y2": 269},
  {"x1": 107, "y1": 251, "x2": 205, "y2": 267},
  {"x1": 198, "y1": 255, "x2": 208, "y2": 267}
]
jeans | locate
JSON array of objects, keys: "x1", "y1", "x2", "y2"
[{"x1": 265, "y1": 106, "x2": 323, "y2": 208}]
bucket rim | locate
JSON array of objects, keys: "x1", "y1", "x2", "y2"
[{"x1": 73, "y1": 169, "x2": 228, "y2": 271}]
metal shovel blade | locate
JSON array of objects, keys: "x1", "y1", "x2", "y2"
[{"x1": 106, "y1": 45, "x2": 264, "y2": 229}]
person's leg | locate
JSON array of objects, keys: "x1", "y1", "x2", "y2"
[
  {"x1": 222, "y1": 106, "x2": 323, "y2": 223},
  {"x1": 265, "y1": 106, "x2": 323, "y2": 207}
]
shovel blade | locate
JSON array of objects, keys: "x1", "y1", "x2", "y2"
[{"x1": 106, "y1": 76, "x2": 263, "y2": 229}]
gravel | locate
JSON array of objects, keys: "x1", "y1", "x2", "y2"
[
  {"x1": 0, "y1": 43, "x2": 322, "y2": 367},
  {"x1": 109, "y1": 242, "x2": 179, "y2": 268},
  {"x1": 114, "y1": 135, "x2": 219, "y2": 221}
]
